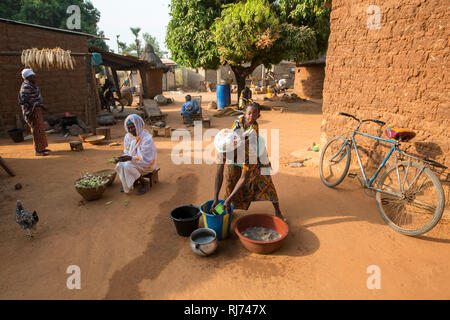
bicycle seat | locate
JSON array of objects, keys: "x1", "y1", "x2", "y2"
[{"x1": 385, "y1": 127, "x2": 416, "y2": 142}]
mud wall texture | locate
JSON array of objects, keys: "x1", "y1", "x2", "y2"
[
  {"x1": 322, "y1": 0, "x2": 449, "y2": 169},
  {"x1": 0, "y1": 21, "x2": 94, "y2": 130},
  {"x1": 294, "y1": 64, "x2": 325, "y2": 99}
]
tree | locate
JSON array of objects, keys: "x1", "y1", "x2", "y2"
[
  {"x1": 0, "y1": 0, "x2": 109, "y2": 51},
  {"x1": 130, "y1": 27, "x2": 142, "y2": 57},
  {"x1": 143, "y1": 33, "x2": 168, "y2": 58},
  {"x1": 166, "y1": 0, "x2": 331, "y2": 99}
]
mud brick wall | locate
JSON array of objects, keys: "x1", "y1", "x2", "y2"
[
  {"x1": 322, "y1": 0, "x2": 450, "y2": 210},
  {"x1": 0, "y1": 21, "x2": 95, "y2": 130},
  {"x1": 294, "y1": 64, "x2": 325, "y2": 99},
  {"x1": 144, "y1": 68, "x2": 163, "y2": 98}
]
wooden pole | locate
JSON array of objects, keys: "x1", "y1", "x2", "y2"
[{"x1": 0, "y1": 156, "x2": 15, "y2": 177}]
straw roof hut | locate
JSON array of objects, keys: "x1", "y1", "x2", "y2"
[{"x1": 140, "y1": 44, "x2": 168, "y2": 71}]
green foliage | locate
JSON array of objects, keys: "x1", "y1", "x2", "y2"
[
  {"x1": 166, "y1": 0, "x2": 236, "y2": 70},
  {"x1": 166, "y1": 0, "x2": 330, "y2": 74},
  {"x1": 0, "y1": 0, "x2": 109, "y2": 51},
  {"x1": 277, "y1": 0, "x2": 331, "y2": 54}
]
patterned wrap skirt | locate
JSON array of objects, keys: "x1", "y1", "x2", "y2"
[
  {"x1": 224, "y1": 164, "x2": 279, "y2": 210},
  {"x1": 28, "y1": 108, "x2": 48, "y2": 153}
]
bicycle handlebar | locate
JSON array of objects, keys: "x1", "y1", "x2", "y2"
[{"x1": 339, "y1": 112, "x2": 385, "y2": 126}]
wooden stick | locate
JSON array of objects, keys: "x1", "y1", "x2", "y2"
[{"x1": 0, "y1": 156, "x2": 15, "y2": 177}]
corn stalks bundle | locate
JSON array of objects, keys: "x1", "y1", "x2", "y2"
[{"x1": 21, "y1": 47, "x2": 77, "y2": 71}]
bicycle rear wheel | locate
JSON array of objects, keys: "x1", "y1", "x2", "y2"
[
  {"x1": 376, "y1": 161, "x2": 445, "y2": 236},
  {"x1": 319, "y1": 136, "x2": 351, "y2": 187}
]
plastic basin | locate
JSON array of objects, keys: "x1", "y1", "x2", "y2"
[{"x1": 235, "y1": 214, "x2": 289, "y2": 254}]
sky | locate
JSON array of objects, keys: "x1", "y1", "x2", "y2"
[{"x1": 90, "y1": 0, "x2": 171, "y2": 55}]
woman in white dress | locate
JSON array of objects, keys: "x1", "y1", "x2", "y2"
[{"x1": 115, "y1": 114, "x2": 157, "y2": 195}]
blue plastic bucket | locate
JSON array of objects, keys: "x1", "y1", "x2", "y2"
[
  {"x1": 216, "y1": 84, "x2": 231, "y2": 110},
  {"x1": 200, "y1": 200, "x2": 234, "y2": 240}
]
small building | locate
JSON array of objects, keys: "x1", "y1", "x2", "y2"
[
  {"x1": 140, "y1": 44, "x2": 168, "y2": 98},
  {"x1": 0, "y1": 18, "x2": 102, "y2": 131},
  {"x1": 294, "y1": 55, "x2": 326, "y2": 100},
  {"x1": 88, "y1": 46, "x2": 155, "y2": 101},
  {"x1": 161, "y1": 58, "x2": 178, "y2": 91}
]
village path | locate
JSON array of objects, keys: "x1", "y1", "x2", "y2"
[{"x1": 0, "y1": 91, "x2": 448, "y2": 299}]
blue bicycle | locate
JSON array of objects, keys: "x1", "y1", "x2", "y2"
[{"x1": 319, "y1": 112, "x2": 446, "y2": 236}]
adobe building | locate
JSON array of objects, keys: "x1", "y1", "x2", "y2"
[
  {"x1": 294, "y1": 55, "x2": 326, "y2": 100},
  {"x1": 322, "y1": 0, "x2": 449, "y2": 171},
  {"x1": 0, "y1": 18, "x2": 100, "y2": 131}
]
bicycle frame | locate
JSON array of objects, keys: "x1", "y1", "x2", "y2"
[{"x1": 330, "y1": 127, "x2": 410, "y2": 198}]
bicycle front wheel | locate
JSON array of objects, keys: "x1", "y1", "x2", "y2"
[
  {"x1": 376, "y1": 161, "x2": 445, "y2": 236},
  {"x1": 319, "y1": 136, "x2": 351, "y2": 187}
]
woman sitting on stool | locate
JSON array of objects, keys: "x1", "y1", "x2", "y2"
[{"x1": 114, "y1": 114, "x2": 157, "y2": 195}]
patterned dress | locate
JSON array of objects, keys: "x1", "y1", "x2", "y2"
[
  {"x1": 224, "y1": 116, "x2": 279, "y2": 210},
  {"x1": 18, "y1": 80, "x2": 48, "y2": 153}
]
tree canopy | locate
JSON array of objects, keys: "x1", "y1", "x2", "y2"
[
  {"x1": 0, "y1": 0, "x2": 109, "y2": 50},
  {"x1": 166, "y1": 0, "x2": 331, "y2": 96}
]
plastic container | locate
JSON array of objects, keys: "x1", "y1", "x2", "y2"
[
  {"x1": 200, "y1": 200, "x2": 234, "y2": 240},
  {"x1": 235, "y1": 214, "x2": 289, "y2": 254},
  {"x1": 216, "y1": 84, "x2": 231, "y2": 109},
  {"x1": 7, "y1": 128, "x2": 24, "y2": 143},
  {"x1": 170, "y1": 205, "x2": 201, "y2": 237}
]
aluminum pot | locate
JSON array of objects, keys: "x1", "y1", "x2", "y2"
[{"x1": 190, "y1": 228, "x2": 218, "y2": 257}]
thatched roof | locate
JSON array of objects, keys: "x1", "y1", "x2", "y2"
[{"x1": 140, "y1": 44, "x2": 168, "y2": 71}]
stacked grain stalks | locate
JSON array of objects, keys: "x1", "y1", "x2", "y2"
[{"x1": 21, "y1": 47, "x2": 76, "y2": 71}]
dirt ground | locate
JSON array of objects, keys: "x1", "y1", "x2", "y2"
[{"x1": 0, "y1": 91, "x2": 448, "y2": 300}]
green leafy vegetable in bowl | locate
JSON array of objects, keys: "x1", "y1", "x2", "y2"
[{"x1": 75, "y1": 173, "x2": 109, "y2": 189}]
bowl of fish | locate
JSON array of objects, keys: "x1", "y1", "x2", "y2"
[{"x1": 235, "y1": 214, "x2": 289, "y2": 254}]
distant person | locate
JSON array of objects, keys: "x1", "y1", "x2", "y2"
[
  {"x1": 180, "y1": 95, "x2": 200, "y2": 126},
  {"x1": 239, "y1": 86, "x2": 252, "y2": 110},
  {"x1": 18, "y1": 69, "x2": 50, "y2": 156},
  {"x1": 114, "y1": 114, "x2": 157, "y2": 195}
]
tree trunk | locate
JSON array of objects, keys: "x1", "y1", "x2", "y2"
[
  {"x1": 233, "y1": 70, "x2": 246, "y2": 105},
  {"x1": 230, "y1": 60, "x2": 263, "y2": 104}
]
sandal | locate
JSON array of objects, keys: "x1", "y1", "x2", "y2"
[
  {"x1": 137, "y1": 182, "x2": 148, "y2": 195},
  {"x1": 35, "y1": 151, "x2": 48, "y2": 156}
]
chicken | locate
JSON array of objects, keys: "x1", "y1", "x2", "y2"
[{"x1": 15, "y1": 200, "x2": 39, "y2": 237}]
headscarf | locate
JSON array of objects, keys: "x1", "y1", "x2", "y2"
[
  {"x1": 21, "y1": 68, "x2": 35, "y2": 80},
  {"x1": 124, "y1": 114, "x2": 146, "y2": 138}
]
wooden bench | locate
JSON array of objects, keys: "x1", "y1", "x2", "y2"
[{"x1": 142, "y1": 168, "x2": 160, "y2": 188}]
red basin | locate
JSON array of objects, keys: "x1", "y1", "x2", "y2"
[{"x1": 235, "y1": 214, "x2": 289, "y2": 254}]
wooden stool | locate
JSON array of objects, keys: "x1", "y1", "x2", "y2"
[
  {"x1": 202, "y1": 118, "x2": 211, "y2": 128},
  {"x1": 70, "y1": 141, "x2": 83, "y2": 151},
  {"x1": 151, "y1": 126, "x2": 171, "y2": 138},
  {"x1": 96, "y1": 127, "x2": 111, "y2": 140},
  {"x1": 143, "y1": 168, "x2": 160, "y2": 188}
]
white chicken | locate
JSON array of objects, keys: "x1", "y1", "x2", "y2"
[{"x1": 15, "y1": 200, "x2": 39, "y2": 237}]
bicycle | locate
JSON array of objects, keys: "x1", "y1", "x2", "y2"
[
  {"x1": 319, "y1": 112, "x2": 447, "y2": 236},
  {"x1": 99, "y1": 87, "x2": 124, "y2": 113}
]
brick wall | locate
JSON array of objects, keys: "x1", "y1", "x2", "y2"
[
  {"x1": 144, "y1": 68, "x2": 163, "y2": 98},
  {"x1": 322, "y1": 0, "x2": 450, "y2": 211},
  {"x1": 294, "y1": 64, "x2": 325, "y2": 99},
  {"x1": 322, "y1": 0, "x2": 449, "y2": 167},
  {"x1": 0, "y1": 21, "x2": 94, "y2": 129}
]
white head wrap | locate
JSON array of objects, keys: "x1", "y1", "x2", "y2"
[
  {"x1": 124, "y1": 114, "x2": 145, "y2": 137},
  {"x1": 21, "y1": 68, "x2": 36, "y2": 80},
  {"x1": 214, "y1": 128, "x2": 243, "y2": 154}
]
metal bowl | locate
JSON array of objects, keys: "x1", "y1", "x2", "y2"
[
  {"x1": 190, "y1": 228, "x2": 218, "y2": 257},
  {"x1": 85, "y1": 135, "x2": 105, "y2": 145}
]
